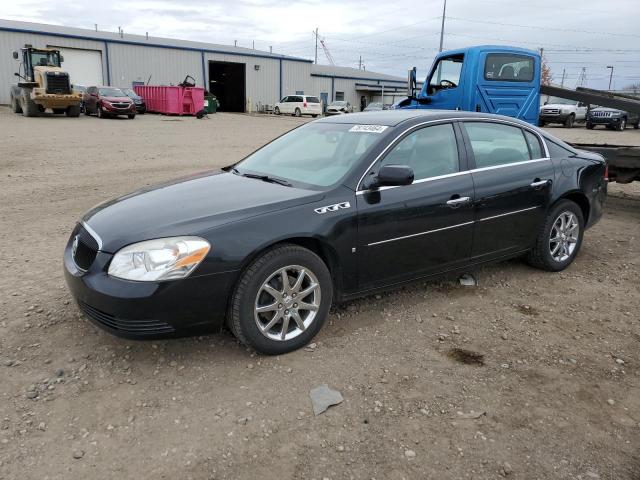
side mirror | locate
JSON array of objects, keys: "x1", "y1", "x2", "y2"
[
  {"x1": 13, "y1": 51, "x2": 18, "y2": 59},
  {"x1": 366, "y1": 165, "x2": 414, "y2": 189}
]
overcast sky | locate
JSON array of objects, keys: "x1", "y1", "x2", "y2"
[{"x1": 2, "y1": 0, "x2": 639, "y2": 90}]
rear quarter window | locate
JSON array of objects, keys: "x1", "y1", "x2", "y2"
[
  {"x1": 484, "y1": 53, "x2": 534, "y2": 82},
  {"x1": 305, "y1": 96, "x2": 320, "y2": 103}
]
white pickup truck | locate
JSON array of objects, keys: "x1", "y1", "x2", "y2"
[{"x1": 539, "y1": 96, "x2": 588, "y2": 128}]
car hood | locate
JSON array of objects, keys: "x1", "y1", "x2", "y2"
[
  {"x1": 102, "y1": 96, "x2": 132, "y2": 103},
  {"x1": 541, "y1": 104, "x2": 574, "y2": 109},
  {"x1": 590, "y1": 107, "x2": 622, "y2": 113},
  {"x1": 83, "y1": 171, "x2": 324, "y2": 253}
]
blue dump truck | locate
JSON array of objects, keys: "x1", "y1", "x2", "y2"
[{"x1": 398, "y1": 45, "x2": 541, "y2": 125}]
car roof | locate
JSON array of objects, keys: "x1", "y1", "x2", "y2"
[{"x1": 315, "y1": 110, "x2": 537, "y2": 127}]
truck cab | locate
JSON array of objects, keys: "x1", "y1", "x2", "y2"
[{"x1": 399, "y1": 45, "x2": 541, "y2": 126}]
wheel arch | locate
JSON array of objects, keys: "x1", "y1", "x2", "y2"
[
  {"x1": 235, "y1": 236, "x2": 344, "y2": 298},
  {"x1": 556, "y1": 191, "x2": 590, "y2": 224}
]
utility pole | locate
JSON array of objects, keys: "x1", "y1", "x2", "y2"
[
  {"x1": 234, "y1": 40, "x2": 237, "y2": 47},
  {"x1": 607, "y1": 65, "x2": 614, "y2": 90},
  {"x1": 314, "y1": 28, "x2": 319, "y2": 64},
  {"x1": 359, "y1": 55, "x2": 362, "y2": 70},
  {"x1": 438, "y1": 0, "x2": 447, "y2": 52},
  {"x1": 560, "y1": 68, "x2": 566, "y2": 87}
]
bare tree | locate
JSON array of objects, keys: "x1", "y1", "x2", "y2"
[{"x1": 541, "y1": 56, "x2": 553, "y2": 86}]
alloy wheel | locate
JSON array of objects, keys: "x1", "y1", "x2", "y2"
[
  {"x1": 254, "y1": 265, "x2": 321, "y2": 341},
  {"x1": 549, "y1": 211, "x2": 579, "y2": 262}
]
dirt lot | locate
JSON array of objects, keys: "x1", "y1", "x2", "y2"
[{"x1": 0, "y1": 107, "x2": 639, "y2": 480}]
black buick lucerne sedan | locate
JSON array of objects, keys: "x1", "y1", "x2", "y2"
[{"x1": 64, "y1": 111, "x2": 607, "y2": 354}]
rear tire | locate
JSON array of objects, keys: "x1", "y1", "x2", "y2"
[
  {"x1": 274, "y1": 106, "x2": 280, "y2": 115},
  {"x1": 11, "y1": 95, "x2": 22, "y2": 114},
  {"x1": 564, "y1": 114, "x2": 575, "y2": 128},
  {"x1": 228, "y1": 244, "x2": 333, "y2": 355},
  {"x1": 128, "y1": 114, "x2": 136, "y2": 119},
  {"x1": 311, "y1": 114, "x2": 318, "y2": 118},
  {"x1": 527, "y1": 199, "x2": 585, "y2": 272},
  {"x1": 65, "y1": 104, "x2": 80, "y2": 117},
  {"x1": 634, "y1": 120, "x2": 640, "y2": 129},
  {"x1": 294, "y1": 108, "x2": 301, "y2": 117}
]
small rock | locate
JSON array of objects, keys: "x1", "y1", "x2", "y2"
[
  {"x1": 500, "y1": 462, "x2": 513, "y2": 476},
  {"x1": 55, "y1": 368, "x2": 65, "y2": 377},
  {"x1": 2, "y1": 359, "x2": 14, "y2": 367},
  {"x1": 26, "y1": 390, "x2": 38, "y2": 399},
  {"x1": 404, "y1": 449, "x2": 416, "y2": 458},
  {"x1": 607, "y1": 399, "x2": 615, "y2": 406},
  {"x1": 416, "y1": 315, "x2": 423, "y2": 324},
  {"x1": 38, "y1": 422, "x2": 46, "y2": 431},
  {"x1": 501, "y1": 333, "x2": 508, "y2": 340},
  {"x1": 72, "y1": 450, "x2": 85, "y2": 459},
  {"x1": 615, "y1": 358, "x2": 625, "y2": 365},
  {"x1": 247, "y1": 363, "x2": 254, "y2": 369},
  {"x1": 236, "y1": 417, "x2": 248, "y2": 425},
  {"x1": 336, "y1": 445, "x2": 344, "y2": 452}
]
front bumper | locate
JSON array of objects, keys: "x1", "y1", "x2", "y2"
[
  {"x1": 32, "y1": 90, "x2": 82, "y2": 108},
  {"x1": 102, "y1": 103, "x2": 136, "y2": 115},
  {"x1": 135, "y1": 103, "x2": 146, "y2": 113},
  {"x1": 587, "y1": 116, "x2": 622, "y2": 126},
  {"x1": 325, "y1": 110, "x2": 346, "y2": 115},
  {"x1": 540, "y1": 113, "x2": 570, "y2": 123},
  {"x1": 63, "y1": 237, "x2": 238, "y2": 339}
]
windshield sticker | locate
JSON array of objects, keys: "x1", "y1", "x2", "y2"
[{"x1": 349, "y1": 125, "x2": 389, "y2": 134}]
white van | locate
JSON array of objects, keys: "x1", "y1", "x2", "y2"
[{"x1": 274, "y1": 95, "x2": 322, "y2": 117}]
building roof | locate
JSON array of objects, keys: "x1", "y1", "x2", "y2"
[
  {"x1": 0, "y1": 18, "x2": 312, "y2": 62},
  {"x1": 310, "y1": 64, "x2": 407, "y2": 83}
]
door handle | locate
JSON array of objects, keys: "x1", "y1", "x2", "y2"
[
  {"x1": 530, "y1": 179, "x2": 550, "y2": 188},
  {"x1": 446, "y1": 196, "x2": 471, "y2": 207}
]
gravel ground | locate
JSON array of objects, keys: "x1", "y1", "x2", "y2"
[{"x1": 1, "y1": 107, "x2": 639, "y2": 480}]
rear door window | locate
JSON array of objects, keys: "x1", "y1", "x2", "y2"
[
  {"x1": 306, "y1": 96, "x2": 320, "y2": 104},
  {"x1": 484, "y1": 53, "x2": 534, "y2": 82},
  {"x1": 463, "y1": 122, "x2": 532, "y2": 168}
]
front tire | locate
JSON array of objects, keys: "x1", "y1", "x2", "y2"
[
  {"x1": 564, "y1": 114, "x2": 575, "y2": 128},
  {"x1": 21, "y1": 91, "x2": 39, "y2": 117},
  {"x1": 65, "y1": 104, "x2": 80, "y2": 117},
  {"x1": 294, "y1": 107, "x2": 301, "y2": 117},
  {"x1": 128, "y1": 114, "x2": 136, "y2": 119},
  {"x1": 527, "y1": 200, "x2": 584, "y2": 272},
  {"x1": 228, "y1": 244, "x2": 333, "y2": 355},
  {"x1": 617, "y1": 117, "x2": 627, "y2": 131},
  {"x1": 274, "y1": 106, "x2": 280, "y2": 115},
  {"x1": 97, "y1": 106, "x2": 107, "y2": 119}
]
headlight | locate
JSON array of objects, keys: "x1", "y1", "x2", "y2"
[
  {"x1": 108, "y1": 237, "x2": 210, "y2": 281},
  {"x1": 560, "y1": 108, "x2": 568, "y2": 114}
]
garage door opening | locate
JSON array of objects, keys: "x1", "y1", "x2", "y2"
[{"x1": 209, "y1": 61, "x2": 245, "y2": 112}]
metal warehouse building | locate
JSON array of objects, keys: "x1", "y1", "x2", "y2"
[{"x1": 0, "y1": 19, "x2": 413, "y2": 111}]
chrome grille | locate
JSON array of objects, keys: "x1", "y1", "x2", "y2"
[
  {"x1": 71, "y1": 224, "x2": 99, "y2": 271},
  {"x1": 542, "y1": 108, "x2": 560, "y2": 114},
  {"x1": 591, "y1": 111, "x2": 612, "y2": 117}
]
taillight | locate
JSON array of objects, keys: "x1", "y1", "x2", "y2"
[
  {"x1": 604, "y1": 164, "x2": 609, "y2": 181},
  {"x1": 303, "y1": 102, "x2": 308, "y2": 108}
]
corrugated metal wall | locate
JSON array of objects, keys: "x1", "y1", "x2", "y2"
[
  {"x1": 0, "y1": 30, "x2": 106, "y2": 103},
  {"x1": 109, "y1": 43, "x2": 200, "y2": 88},
  {"x1": 0, "y1": 27, "x2": 407, "y2": 111}
]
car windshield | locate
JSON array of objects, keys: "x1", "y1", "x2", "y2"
[
  {"x1": 234, "y1": 123, "x2": 384, "y2": 188},
  {"x1": 30, "y1": 51, "x2": 61, "y2": 67},
  {"x1": 364, "y1": 103, "x2": 382, "y2": 110},
  {"x1": 121, "y1": 88, "x2": 139, "y2": 98},
  {"x1": 544, "y1": 96, "x2": 576, "y2": 105},
  {"x1": 331, "y1": 101, "x2": 347, "y2": 106},
  {"x1": 99, "y1": 87, "x2": 127, "y2": 97}
]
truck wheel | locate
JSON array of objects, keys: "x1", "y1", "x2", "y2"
[
  {"x1": 11, "y1": 95, "x2": 23, "y2": 114},
  {"x1": 539, "y1": 121, "x2": 545, "y2": 127},
  {"x1": 634, "y1": 120, "x2": 640, "y2": 130},
  {"x1": 564, "y1": 114, "x2": 575, "y2": 128},
  {"x1": 527, "y1": 199, "x2": 584, "y2": 272},
  {"x1": 586, "y1": 122, "x2": 594, "y2": 130},
  {"x1": 617, "y1": 117, "x2": 627, "y2": 131},
  {"x1": 53, "y1": 108, "x2": 65, "y2": 115},
  {"x1": 228, "y1": 244, "x2": 333, "y2": 355},
  {"x1": 21, "y1": 91, "x2": 39, "y2": 117},
  {"x1": 65, "y1": 104, "x2": 80, "y2": 117}
]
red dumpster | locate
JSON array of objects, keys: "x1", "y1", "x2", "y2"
[{"x1": 133, "y1": 85, "x2": 204, "y2": 115}]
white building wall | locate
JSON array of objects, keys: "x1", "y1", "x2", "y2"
[
  {"x1": 0, "y1": 30, "x2": 106, "y2": 103},
  {"x1": 282, "y1": 61, "x2": 312, "y2": 98}
]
